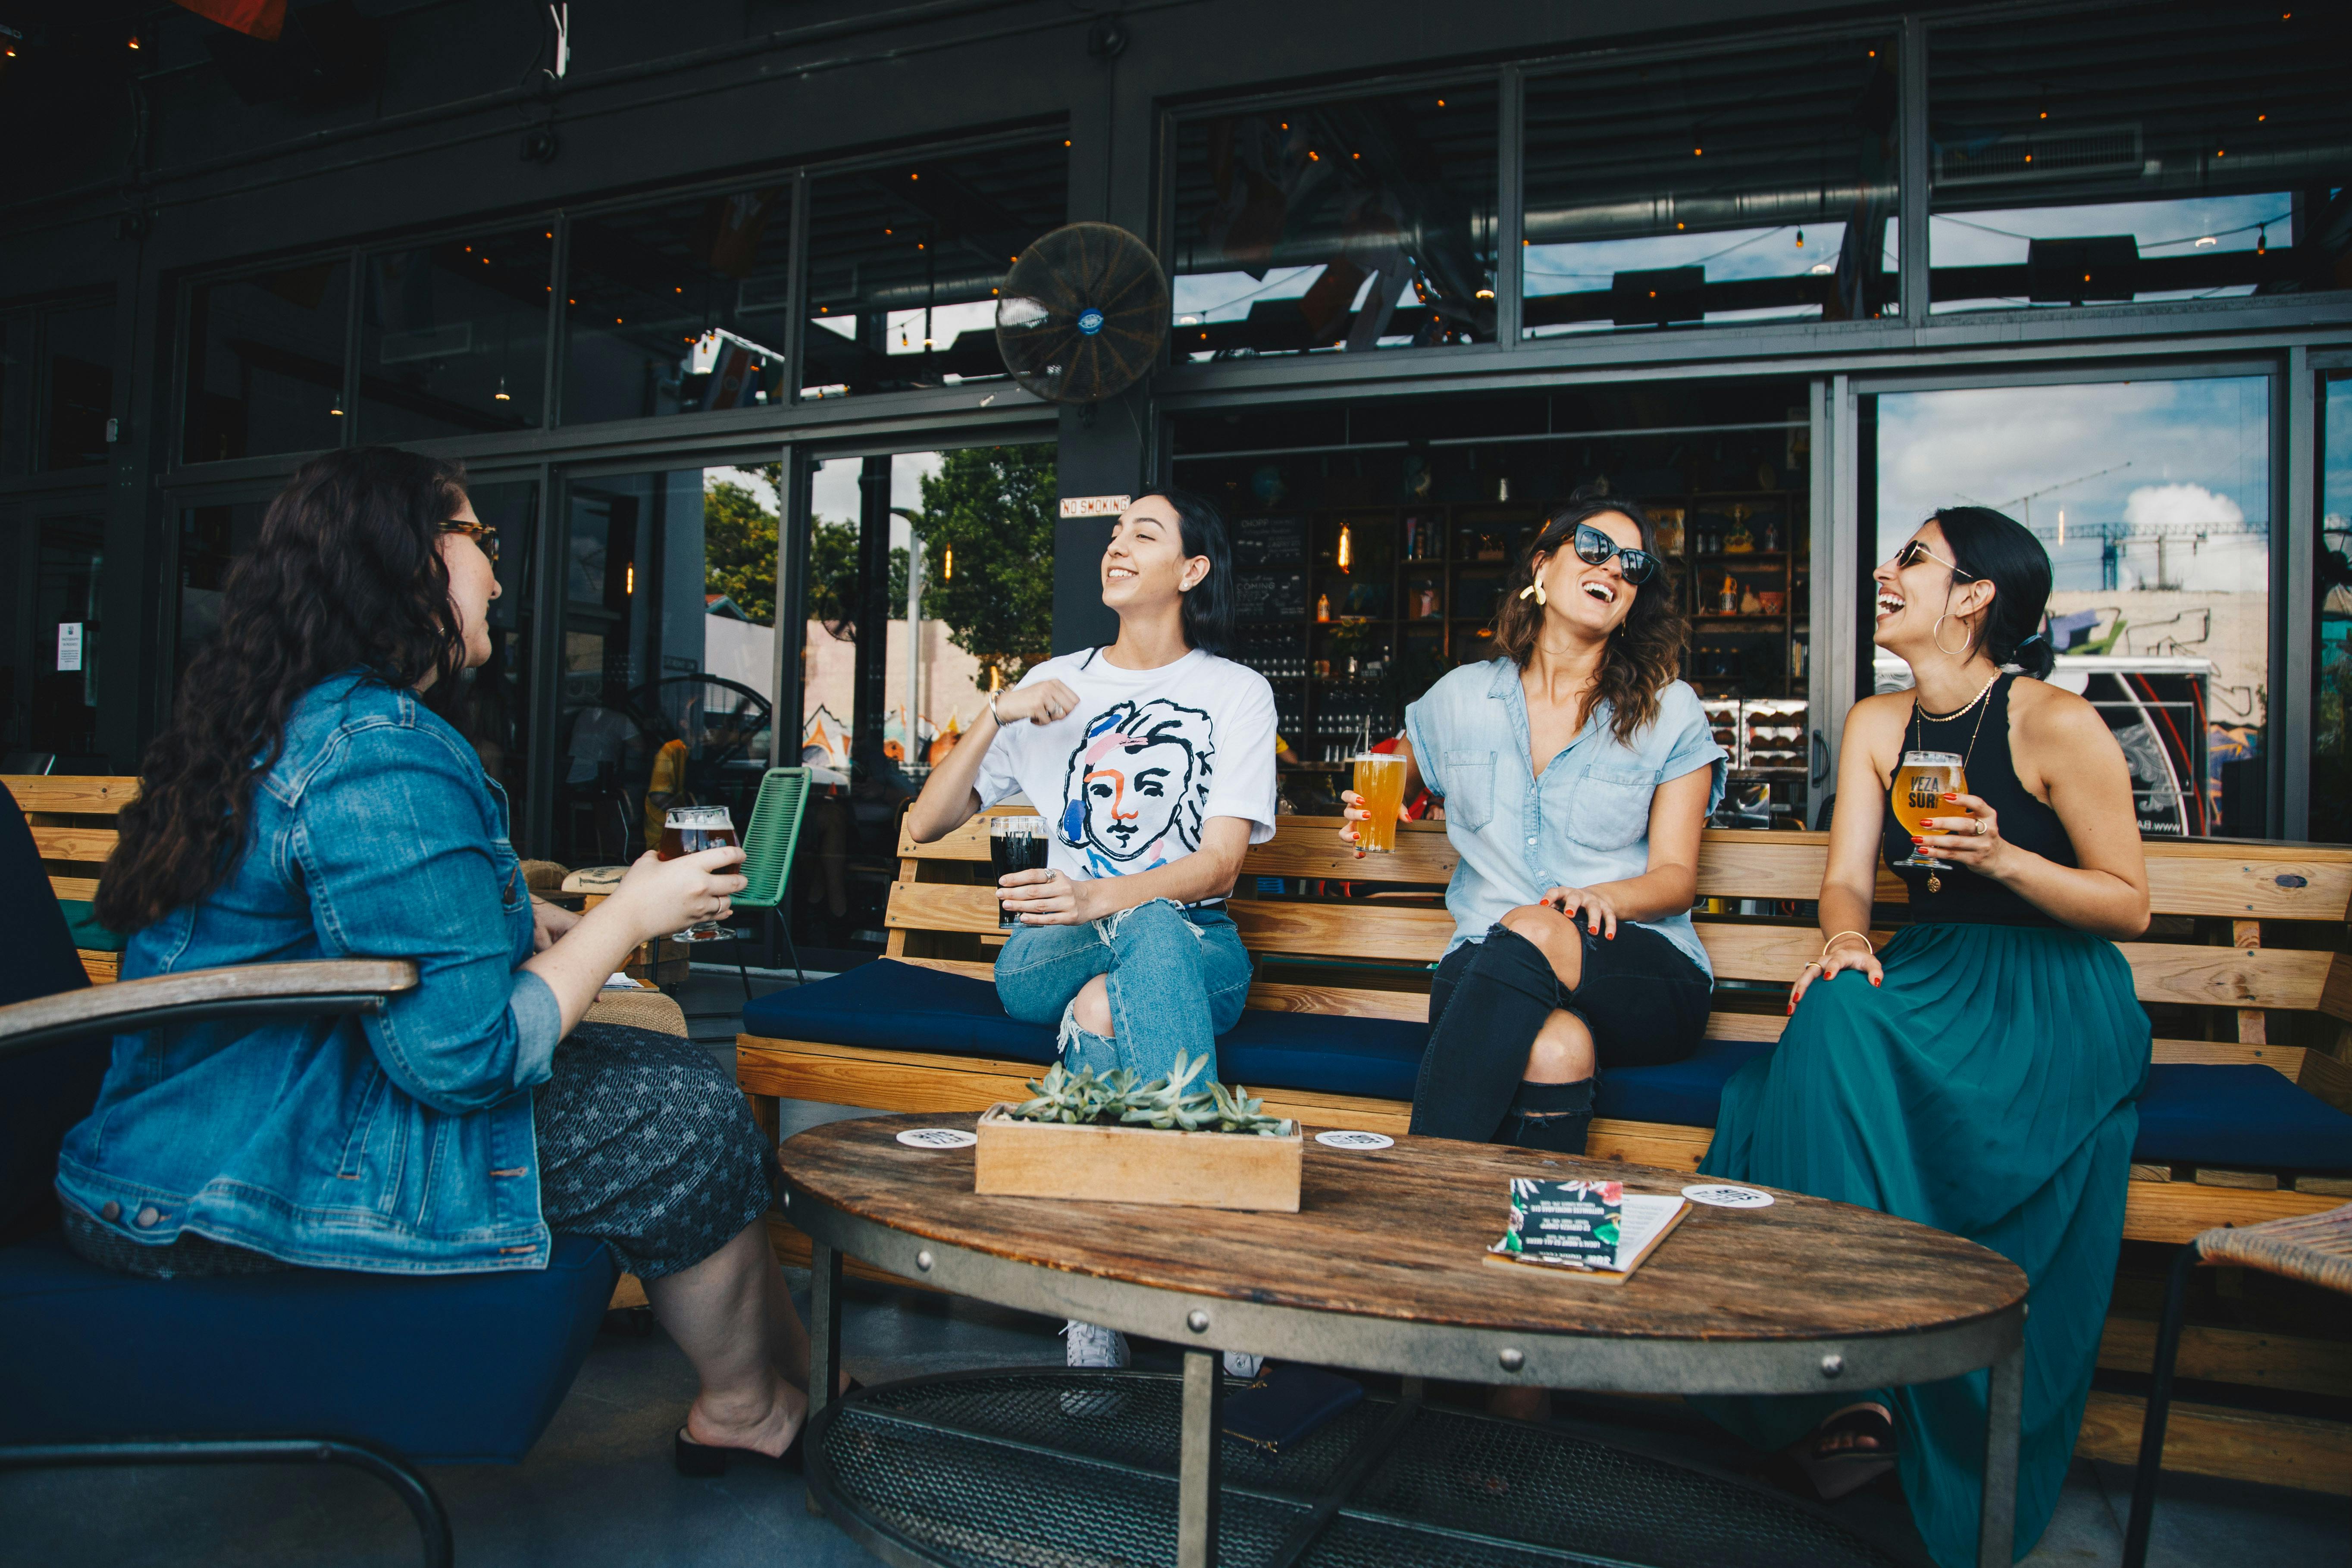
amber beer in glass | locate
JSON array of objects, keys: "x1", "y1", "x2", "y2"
[
  {"x1": 659, "y1": 804, "x2": 738, "y2": 941},
  {"x1": 1352, "y1": 751, "x2": 1408, "y2": 854},
  {"x1": 1891, "y1": 751, "x2": 1964, "y2": 869}
]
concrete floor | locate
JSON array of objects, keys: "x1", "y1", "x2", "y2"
[{"x1": 7, "y1": 970, "x2": 2344, "y2": 1568}]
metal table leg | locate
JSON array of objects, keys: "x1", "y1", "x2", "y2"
[
  {"x1": 806, "y1": 1238, "x2": 843, "y2": 1518},
  {"x1": 1977, "y1": 1343, "x2": 2025, "y2": 1568},
  {"x1": 1178, "y1": 1350, "x2": 1225, "y2": 1568}
]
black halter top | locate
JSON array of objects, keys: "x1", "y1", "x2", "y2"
[{"x1": 1879, "y1": 673, "x2": 2077, "y2": 927}]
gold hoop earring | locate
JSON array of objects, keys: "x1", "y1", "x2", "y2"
[{"x1": 1931, "y1": 613, "x2": 1972, "y2": 659}]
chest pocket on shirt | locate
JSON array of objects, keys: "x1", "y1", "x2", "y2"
[
  {"x1": 1442, "y1": 751, "x2": 1497, "y2": 830},
  {"x1": 1566, "y1": 763, "x2": 1658, "y2": 851}
]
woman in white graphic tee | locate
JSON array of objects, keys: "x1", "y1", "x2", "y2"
[{"x1": 906, "y1": 491, "x2": 1276, "y2": 1080}]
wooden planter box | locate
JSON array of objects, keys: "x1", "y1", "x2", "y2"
[{"x1": 973, "y1": 1104, "x2": 1303, "y2": 1213}]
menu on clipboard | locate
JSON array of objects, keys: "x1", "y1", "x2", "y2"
[{"x1": 1487, "y1": 1178, "x2": 1690, "y2": 1282}]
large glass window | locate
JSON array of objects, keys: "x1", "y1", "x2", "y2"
[
  {"x1": 1927, "y1": 5, "x2": 2349, "y2": 314},
  {"x1": 360, "y1": 228, "x2": 551, "y2": 442},
  {"x1": 449, "y1": 480, "x2": 539, "y2": 811},
  {"x1": 182, "y1": 261, "x2": 352, "y2": 464},
  {"x1": 1169, "y1": 84, "x2": 1497, "y2": 361},
  {"x1": 175, "y1": 500, "x2": 267, "y2": 678},
  {"x1": 801, "y1": 138, "x2": 1068, "y2": 399},
  {"x1": 564, "y1": 186, "x2": 794, "y2": 426},
  {"x1": 1522, "y1": 37, "x2": 1898, "y2": 337},
  {"x1": 2315, "y1": 372, "x2": 2352, "y2": 842},
  {"x1": 0, "y1": 300, "x2": 116, "y2": 475},
  {"x1": 1870, "y1": 376, "x2": 2272, "y2": 837}
]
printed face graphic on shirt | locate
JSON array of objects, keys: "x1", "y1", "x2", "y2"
[{"x1": 1058, "y1": 699, "x2": 1216, "y2": 873}]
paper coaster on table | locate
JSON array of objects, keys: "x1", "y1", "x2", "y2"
[
  {"x1": 1681, "y1": 1183, "x2": 1773, "y2": 1208},
  {"x1": 895, "y1": 1128, "x2": 979, "y2": 1150},
  {"x1": 1314, "y1": 1130, "x2": 1395, "y2": 1150}
]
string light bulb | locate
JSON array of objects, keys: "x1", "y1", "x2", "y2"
[
  {"x1": 943, "y1": 545, "x2": 954, "y2": 581},
  {"x1": 1337, "y1": 524, "x2": 1352, "y2": 572},
  {"x1": 1795, "y1": 228, "x2": 1805, "y2": 249},
  {"x1": 493, "y1": 376, "x2": 511, "y2": 403},
  {"x1": 2257, "y1": 224, "x2": 2267, "y2": 254}
]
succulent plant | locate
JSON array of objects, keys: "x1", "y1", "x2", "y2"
[{"x1": 1005, "y1": 1048, "x2": 1293, "y2": 1136}]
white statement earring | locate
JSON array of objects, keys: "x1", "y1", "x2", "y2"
[{"x1": 1518, "y1": 580, "x2": 1547, "y2": 606}]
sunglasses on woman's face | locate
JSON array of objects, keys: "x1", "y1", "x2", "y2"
[
  {"x1": 1892, "y1": 538, "x2": 1973, "y2": 579},
  {"x1": 440, "y1": 520, "x2": 500, "y2": 564},
  {"x1": 1564, "y1": 521, "x2": 1657, "y2": 585}
]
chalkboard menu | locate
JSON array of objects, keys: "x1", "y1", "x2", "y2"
[
  {"x1": 1235, "y1": 569, "x2": 1307, "y2": 621},
  {"x1": 1231, "y1": 515, "x2": 1307, "y2": 569}
]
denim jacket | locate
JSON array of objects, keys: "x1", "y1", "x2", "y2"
[
  {"x1": 1404, "y1": 659, "x2": 1728, "y2": 975},
  {"x1": 55, "y1": 672, "x2": 565, "y2": 1274}
]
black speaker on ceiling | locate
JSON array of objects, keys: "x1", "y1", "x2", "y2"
[{"x1": 205, "y1": 1, "x2": 384, "y2": 108}]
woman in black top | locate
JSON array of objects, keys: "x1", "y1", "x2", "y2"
[{"x1": 1694, "y1": 507, "x2": 2150, "y2": 1568}]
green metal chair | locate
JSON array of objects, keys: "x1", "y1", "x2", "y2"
[{"x1": 717, "y1": 766, "x2": 811, "y2": 997}]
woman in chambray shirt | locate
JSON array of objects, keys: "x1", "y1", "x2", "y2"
[
  {"x1": 62, "y1": 449, "x2": 819, "y2": 1475},
  {"x1": 1344, "y1": 491, "x2": 1725, "y2": 1161}
]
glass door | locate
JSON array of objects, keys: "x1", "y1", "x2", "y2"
[{"x1": 1858, "y1": 370, "x2": 2275, "y2": 837}]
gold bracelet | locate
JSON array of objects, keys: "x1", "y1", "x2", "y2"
[{"x1": 1820, "y1": 930, "x2": 1873, "y2": 961}]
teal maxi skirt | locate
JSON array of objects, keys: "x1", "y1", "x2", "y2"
[{"x1": 1692, "y1": 921, "x2": 2148, "y2": 1568}]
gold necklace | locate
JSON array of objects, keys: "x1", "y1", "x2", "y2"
[{"x1": 1910, "y1": 671, "x2": 2001, "y2": 894}]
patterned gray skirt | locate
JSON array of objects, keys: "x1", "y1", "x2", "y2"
[{"x1": 63, "y1": 1023, "x2": 775, "y2": 1283}]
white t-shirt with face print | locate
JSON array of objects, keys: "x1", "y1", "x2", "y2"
[{"x1": 972, "y1": 646, "x2": 1279, "y2": 884}]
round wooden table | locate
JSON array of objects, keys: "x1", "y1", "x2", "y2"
[{"x1": 780, "y1": 1114, "x2": 2029, "y2": 1568}]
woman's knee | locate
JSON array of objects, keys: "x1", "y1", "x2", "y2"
[
  {"x1": 1072, "y1": 974, "x2": 1114, "y2": 1037},
  {"x1": 1494, "y1": 904, "x2": 1584, "y2": 991},
  {"x1": 1524, "y1": 1009, "x2": 1594, "y2": 1082}
]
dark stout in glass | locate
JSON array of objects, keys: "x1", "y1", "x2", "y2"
[{"x1": 990, "y1": 820, "x2": 1049, "y2": 928}]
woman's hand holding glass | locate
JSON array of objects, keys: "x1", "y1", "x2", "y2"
[
  {"x1": 1910, "y1": 792, "x2": 2009, "y2": 876},
  {"x1": 1338, "y1": 788, "x2": 1409, "y2": 858},
  {"x1": 608, "y1": 846, "x2": 748, "y2": 945},
  {"x1": 997, "y1": 866, "x2": 1100, "y2": 926}
]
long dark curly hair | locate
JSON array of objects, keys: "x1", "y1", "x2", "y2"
[
  {"x1": 99, "y1": 447, "x2": 472, "y2": 933},
  {"x1": 1490, "y1": 490, "x2": 1688, "y2": 746}
]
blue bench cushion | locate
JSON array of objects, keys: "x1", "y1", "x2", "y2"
[
  {"x1": 746, "y1": 962, "x2": 2352, "y2": 1173},
  {"x1": 0, "y1": 1232, "x2": 614, "y2": 1463}
]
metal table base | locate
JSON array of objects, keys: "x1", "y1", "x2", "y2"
[{"x1": 798, "y1": 1234, "x2": 2023, "y2": 1568}]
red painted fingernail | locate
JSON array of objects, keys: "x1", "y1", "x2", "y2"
[
  {"x1": 1941, "y1": 792, "x2": 1957, "y2": 802},
  {"x1": 1912, "y1": 836, "x2": 1926, "y2": 845},
  {"x1": 1871, "y1": 977, "x2": 1881, "y2": 986},
  {"x1": 1607, "y1": 931, "x2": 1616, "y2": 940}
]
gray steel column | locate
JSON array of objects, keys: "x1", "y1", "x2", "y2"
[
  {"x1": 1811, "y1": 374, "x2": 1860, "y2": 801},
  {"x1": 805, "y1": 1236, "x2": 844, "y2": 1517},
  {"x1": 1495, "y1": 66, "x2": 1524, "y2": 348},
  {"x1": 2279, "y1": 347, "x2": 2314, "y2": 839},
  {"x1": 1976, "y1": 1341, "x2": 2024, "y2": 1568},
  {"x1": 771, "y1": 441, "x2": 805, "y2": 766},
  {"x1": 1897, "y1": 17, "x2": 1930, "y2": 322},
  {"x1": 1177, "y1": 1349, "x2": 1225, "y2": 1568},
  {"x1": 523, "y1": 460, "x2": 564, "y2": 857}
]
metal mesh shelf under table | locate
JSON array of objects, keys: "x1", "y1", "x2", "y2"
[{"x1": 806, "y1": 1369, "x2": 1904, "y2": 1568}]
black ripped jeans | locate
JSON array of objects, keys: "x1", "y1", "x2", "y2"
[{"x1": 1409, "y1": 921, "x2": 1712, "y2": 1145}]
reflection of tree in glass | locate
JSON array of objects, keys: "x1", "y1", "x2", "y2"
[
  {"x1": 908, "y1": 445, "x2": 1056, "y2": 686},
  {"x1": 705, "y1": 463, "x2": 905, "y2": 636}
]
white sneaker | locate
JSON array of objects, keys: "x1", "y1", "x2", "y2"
[
  {"x1": 1222, "y1": 1351, "x2": 1265, "y2": 1380},
  {"x1": 1061, "y1": 1320, "x2": 1130, "y2": 1415},
  {"x1": 1063, "y1": 1319, "x2": 1130, "y2": 1369}
]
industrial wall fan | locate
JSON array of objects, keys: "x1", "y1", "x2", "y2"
[{"x1": 995, "y1": 222, "x2": 1170, "y2": 404}]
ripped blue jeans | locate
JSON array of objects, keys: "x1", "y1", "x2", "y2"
[{"x1": 993, "y1": 900, "x2": 1252, "y2": 1086}]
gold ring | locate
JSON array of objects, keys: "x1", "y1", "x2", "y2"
[{"x1": 1976, "y1": 819, "x2": 1989, "y2": 836}]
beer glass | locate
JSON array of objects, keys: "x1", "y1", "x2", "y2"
[
  {"x1": 659, "y1": 804, "x2": 739, "y2": 941},
  {"x1": 989, "y1": 816, "x2": 1049, "y2": 928},
  {"x1": 1351, "y1": 751, "x2": 1408, "y2": 854},
  {"x1": 1891, "y1": 751, "x2": 1964, "y2": 869}
]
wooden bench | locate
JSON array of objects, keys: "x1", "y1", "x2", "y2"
[
  {"x1": 738, "y1": 809, "x2": 2352, "y2": 1495},
  {"x1": 9, "y1": 774, "x2": 137, "y2": 986}
]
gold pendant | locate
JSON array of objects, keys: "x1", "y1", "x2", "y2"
[{"x1": 1926, "y1": 872, "x2": 1942, "y2": 894}]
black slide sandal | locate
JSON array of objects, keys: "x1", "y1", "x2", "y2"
[{"x1": 1791, "y1": 1402, "x2": 1897, "y2": 1501}]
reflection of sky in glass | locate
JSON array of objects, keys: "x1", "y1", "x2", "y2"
[
  {"x1": 1877, "y1": 378, "x2": 2270, "y2": 595},
  {"x1": 883, "y1": 301, "x2": 996, "y2": 355},
  {"x1": 1525, "y1": 223, "x2": 1850, "y2": 294},
  {"x1": 810, "y1": 451, "x2": 944, "y2": 544},
  {"x1": 1929, "y1": 194, "x2": 2287, "y2": 312},
  {"x1": 1170, "y1": 266, "x2": 1414, "y2": 325}
]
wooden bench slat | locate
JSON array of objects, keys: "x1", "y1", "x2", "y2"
[
  {"x1": 31, "y1": 824, "x2": 117, "y2": 862},
  {"x1": 50, "y1": 876, "x2": 99, "y2": 902},
  {"x1": 4, "y1": 775, "x2": 138, "y2": 814}
]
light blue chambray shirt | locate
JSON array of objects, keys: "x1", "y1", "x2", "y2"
[{"x1": 1403, "y1": 659, "x2": 1728, "y2": 975}]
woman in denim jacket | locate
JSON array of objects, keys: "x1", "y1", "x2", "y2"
[
  {"x1": 60, "y1": 449, "x2": 817, "y2": 1474},
  {"x1": 1345, "y1": 491, "x2": 1726, "y2": 1160}
]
